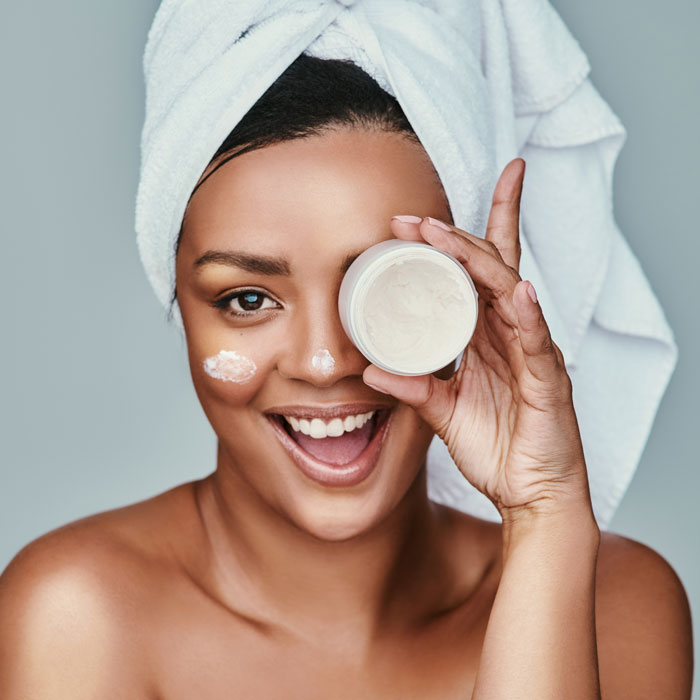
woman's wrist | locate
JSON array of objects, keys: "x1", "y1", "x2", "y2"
[{"x1": 500, "y1": 494, "x2": 601, "y2": 559}]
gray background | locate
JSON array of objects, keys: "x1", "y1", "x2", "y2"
[{"x1": 1, "y1": 0, "x2": 697, "y2": 691}]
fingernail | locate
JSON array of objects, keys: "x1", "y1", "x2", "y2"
[
  {"x1": 526, "y1": 281, "x2": 538, "y2": 304},
  {"x1": 364, "y1": 381, "x2": 389, "y2": 395},
  {"x1": 392, "y1": 215, "x2": 422, "y2": 224},
  {"x1": 425, "y1": 217, "x2": 452, "y2": 232}
]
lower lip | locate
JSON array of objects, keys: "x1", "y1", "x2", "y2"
[{"x1": 266, "y1": 412, "x2": 392, "y2": 488}]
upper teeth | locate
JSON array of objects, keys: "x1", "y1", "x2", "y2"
[{"x1": 283, "y1": 411, "x2": 376, "y2": 439}]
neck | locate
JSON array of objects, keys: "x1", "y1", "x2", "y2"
[{"x1": 194, "y1": 441, "x2": 456, "y2": 644}]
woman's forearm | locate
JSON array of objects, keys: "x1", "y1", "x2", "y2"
[{"x1": 472, "y1": 502, "x2": 601, "y2": 699}]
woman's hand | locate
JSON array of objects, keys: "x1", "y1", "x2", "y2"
[{"x1": 363, "y1": 158, "x2": 594, "y2": 521}]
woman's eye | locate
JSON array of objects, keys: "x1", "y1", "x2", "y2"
[{"x1": 213, "y1": 290, "x2": 280, "y2": 317}]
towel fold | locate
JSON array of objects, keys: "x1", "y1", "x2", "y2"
[{"x1": 136, "y1": 0, "x2": 677, "y2": 529}]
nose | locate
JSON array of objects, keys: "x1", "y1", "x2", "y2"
[{"x1": 276, "y1": 292, "x2": 368, "y2": 387}]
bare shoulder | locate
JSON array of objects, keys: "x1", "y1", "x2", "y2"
[
  {"x1": 433, "y1": 509, "x2": 693, "y2": 695},
  {"x1": 595, "y1": 531, "x2": 694, "y2": 698},
  {"x1": 0, "y1": 481, "x2": 202, "y2": 699}
]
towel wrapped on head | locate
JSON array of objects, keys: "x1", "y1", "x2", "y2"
[{"x1": 135, "y1": 0, "x2": 677, "y2": 529}]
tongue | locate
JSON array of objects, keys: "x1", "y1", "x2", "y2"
[{"x1": 293, "y1": 419, "x2": 375, "y2": 466}]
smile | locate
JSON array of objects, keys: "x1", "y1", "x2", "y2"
[{"x1": 265, "y1": 404, "x2": 393, "y2": 488}]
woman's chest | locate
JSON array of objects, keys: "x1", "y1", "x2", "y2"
[{"x1": 146, "y1": 594, "x2": 491, "y2": 699}]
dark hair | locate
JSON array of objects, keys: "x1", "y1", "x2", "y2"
[{"x1": 169, "y1": 53, "x2": 446, "y2": 321}]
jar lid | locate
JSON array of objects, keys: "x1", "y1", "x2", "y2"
[{"x1": 338, "y1": 240, "x2": 478, "y2": 375}]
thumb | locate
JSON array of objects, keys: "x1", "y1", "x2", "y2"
[{"x1": 363, "y1": 365, "x2": 455, "y2": 439}]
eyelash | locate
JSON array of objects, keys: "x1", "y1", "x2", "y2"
[{"x1": 211, "y1": 289, "x2": 281, "y2": 318}]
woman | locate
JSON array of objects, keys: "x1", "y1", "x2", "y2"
[{"x1": 0, "y1": 44, "x2": 693, "y2": 700}]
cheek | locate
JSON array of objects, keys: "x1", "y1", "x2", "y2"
[
  {"x1": 193, "y1": 344, "x2": 273, "y2": 406},
  {"x1": 203, "y1": 349, "x2": 256, "y2": 383}
]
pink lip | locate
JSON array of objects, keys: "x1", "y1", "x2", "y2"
[{"x1": 266, "y1": 410, "x2": 393, "y2": 488}]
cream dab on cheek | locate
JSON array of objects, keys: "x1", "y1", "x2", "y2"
[
  {"x1": 311, "y1": 348, "x2": 335, "y2": 376},
  {"x1": 203, "y1": 350, "x2": 257, "y2": 383}
]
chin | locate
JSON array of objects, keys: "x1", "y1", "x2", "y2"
[
  {"x1": 276, "y1": 458, "x2": 425, "y2": 544},
  {"x1": 289, "y1": 497, "x2": 392, "y2": 542}
]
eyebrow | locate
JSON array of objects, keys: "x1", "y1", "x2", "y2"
[{"x1": 193, "y1": 249, "x2": 362, "y2": 275}]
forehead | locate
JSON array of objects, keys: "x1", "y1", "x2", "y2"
[{"x1": 179, "y1": 128, "x2": 448, "y2": 256}]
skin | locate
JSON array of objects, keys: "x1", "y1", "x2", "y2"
[{"x1": 0, "y1": 129, "x2": 693, "y2": 698}]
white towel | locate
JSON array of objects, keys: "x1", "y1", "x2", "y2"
[{"x1": 136, "y1": 0, "x2": 678, "y2": 529}]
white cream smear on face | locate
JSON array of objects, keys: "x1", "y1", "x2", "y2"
[
  {"x1": 311, "y1": 348, "x2": 335, "y2": 376},
  {"x1": 359, "y1": 256, "x2": 475, "y2": 373},
  {"x1": 203, "y1": 350, "x2": 257, "y2": 383}
]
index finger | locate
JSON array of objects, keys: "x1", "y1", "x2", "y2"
[{"x1": 485, "y1": 158, "x2": 525, "y2": 270}]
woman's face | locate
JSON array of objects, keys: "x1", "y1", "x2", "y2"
[{"x1": 176, "y1": 128, "x2": 453, "y2": 541}]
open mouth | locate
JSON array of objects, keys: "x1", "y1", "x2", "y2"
[{"x1": 267, "y1": 409, "x2": 391, "y2": 467}]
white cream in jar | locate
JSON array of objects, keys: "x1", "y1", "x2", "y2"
[{"x1": 338, "y1": 239, "x2": 478, "y2": 375}]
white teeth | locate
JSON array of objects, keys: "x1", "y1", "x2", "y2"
[
  {"x1": 283, "y1": 411, "x2": 376, "y2": 439},
  {"x1": 309, "y1": 418, "x2": 326, "y2": 438},
  {"x1": 326, "y1": 418, "x2": 344, "y2": 437}
]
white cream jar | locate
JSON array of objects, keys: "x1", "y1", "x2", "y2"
[{"x1": 338, "y1": 239, "x2": 479, "y2": 375}]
